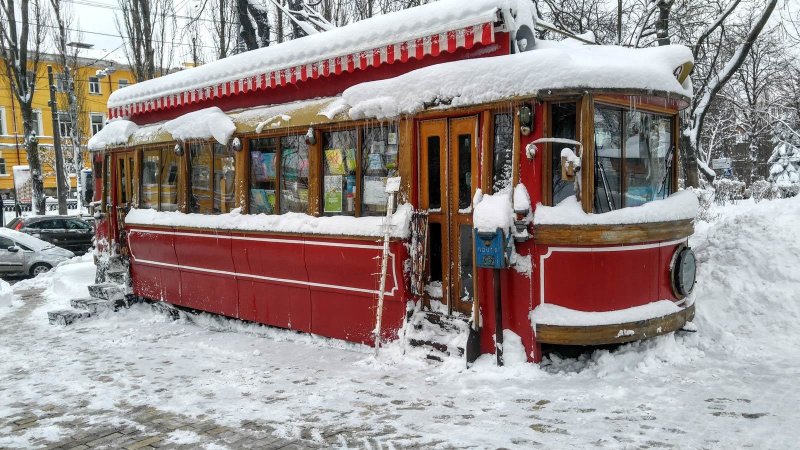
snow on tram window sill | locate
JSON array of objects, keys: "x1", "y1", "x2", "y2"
[
  {"x1": 124, "y1": 203, "x2": 412, "y2": 239},
  {"x1": 530, "y1": 299, "x2": 690, "y2": 327},
  {"x1": 533, "y1": 190, "x2": 699, "y2": 226}
]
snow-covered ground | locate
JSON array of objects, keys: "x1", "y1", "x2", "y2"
[{"x1": 1, "y1": 196, "x2": 798, "y2": 448}]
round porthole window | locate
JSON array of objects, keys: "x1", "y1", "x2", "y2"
[{"x1": 670, "y1": 245, "x2": 697, "y2": 298}]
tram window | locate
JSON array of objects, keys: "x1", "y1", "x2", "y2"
[
  {"x1": 362, "y1": 122, "x2": 399, "y2": 216},
  {"x1": 249, "y1": 138, "x2": 278, "y2": 214},
  {"x1": 160, "y1": 149, "x2": 179, "y2": 211},
  {"x1": 188, "y1": 143, "x2": 213, "y2": 214},
  {"x1": 593, "y1": 106, "x2": 674, "y2": 212},
  {"x1": 551, "y1": 103, "x2": 577, "y2": 205},
  {"x1": 280, "y1": 135, "x2": 310, "y2": 214},
  {"x1": 322, "y1": 130, "x2": 357, "y2": 216},
  {"x1": 624, "y1": 112, "x2": 673, "y2": 206},
  {"x1": 492, "y1": 113, "x2": 514, "y2": 193},
  {"x1": 141, "y1": 150, "x2": 160, "y2": 209},
  {"x1": 594, "y1": 106, "x2": 623, "y2": 213},
  {"x1": 213, "y1": 143, "x2": 236, "y2": 213}
]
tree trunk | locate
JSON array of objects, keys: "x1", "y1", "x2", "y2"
[{"x1": 679, "y1": 132, "x2": 701, "y2": 188}]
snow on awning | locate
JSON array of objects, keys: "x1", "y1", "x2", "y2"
[
  {"x1": 88, "y1": 120, "x2": 139, "y2": 151},
  {"x1": 343, "y1": 44, "x2": 694, "y2": 120},
  {"x1": 106, "y1": 0, "x2": 513, "y2": 119}
]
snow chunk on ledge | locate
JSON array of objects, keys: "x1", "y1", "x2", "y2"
[
  {"x1": 473, "y1": 189, "x2": 514, "y2": 233},
  {"x1": 164, "y1": 107, "x2": 235, "y2": 145},
  {"x1": 531, "y1": 300, "x2": 682, "y2": 327},
  {"x1": 125, "y1": 203, "x2": 413, "y2": 239},
  {"x1": 88, "y1": 120, "x2": 138, "y2": 151},
  {"x1": 534, "y1": 190, "x2": 698, "y2": 226}
]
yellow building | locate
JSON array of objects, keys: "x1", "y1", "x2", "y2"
[{"x1": 0, "y1": 53, "x2": 135, "y2": 199}]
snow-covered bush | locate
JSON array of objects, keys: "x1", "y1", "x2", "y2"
[
  {"x1": 768, "y1": 142, "x2": 799, "y2": 197},
  {"x1": 693, "y1": 188, "x2": 717, "y2": 222},
  {"x1": 713, "y1": 179, "x2": 745, "y2": 205},
  {"x1": 750, "y1": 179, "x2": 777, "y2": 203}
]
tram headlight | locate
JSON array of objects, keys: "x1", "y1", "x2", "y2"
[{"x1": 670, "y1": 245, "x2": 697, "y2": 298}]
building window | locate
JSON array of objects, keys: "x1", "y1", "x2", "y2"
[
  {"x1": 550, "y1": 102, "x2": 578, "y2": 206},
  {"x1": 189, "y1": 142, "x2": 235, "y2": 214},
  {"x1": 57, "y1": 112, "x2": 73, "y2": 137},
  {"x1": 322, "y1": 130, "x2": 357, "y2": 216},
  {"x1": 90, "y1": 113, "x2": 104, "y2": 135},
  {"x1": 0, "y1": 107, "x2": 6, "y2": 135},
  {"x1": 492, "y1": 112, "x2": 514, "y2": 193},
  {"x1": 361, "y1": 122, "x2": 399, "y2": 216},
  {"x1": 55, "y1": 73, "x2": 69, "y2": 92},
  {"x1": 0, "y1": 158, "x2": 6, "y2": 175},
  {"x1": 593, "y1": 105, "x2": 674, "y2": 213},
  {"x1": 118, "y1": 79, "x2": 129, "y2": 89},
  {"x1": 88, "y1": 76, "x2": 101, "y2": 94},
  {"x1": 31, "y1": 110, "x2": 43, "y2": 136}
]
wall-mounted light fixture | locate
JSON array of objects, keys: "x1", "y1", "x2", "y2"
[
  {"x1": 519, "y1": 104, "x2": 533, "y2": 136},
  {"x1": 174, "y1": 142, "x2": 184, "y2": 156},
  {"x1": 230, "y1": 137, "x2": 242, "y2": 152}
]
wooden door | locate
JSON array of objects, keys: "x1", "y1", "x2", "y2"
[
  {"x1": 419, "y1": 116, "x2": 479, "y2": 315},
  {"x1": 113, "y1": 151, "x2": 136, "y2": 244}
]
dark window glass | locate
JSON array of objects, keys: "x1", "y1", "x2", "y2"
[
  {"x1": 427, "y1": 136, "x2": 441, "y2": 209},
  {"x1": 213, "y1": 143, "x2": 236, "y2": 213},
  {"x1": 66, "y1": 219, "x2": 91, "y2": 230},
  {"x1": 250, "y1": 138, "x2": 278, "y2": 214},
  {"x1": 36, "y1": 219, "x2": 66, "y2": 229},
  {"x1": 160, "y1": 150, "x2": 179, "y2": 211},
  {"x1": 492, "y1": 113, "x2": 514, "y2": 192},
  {"x1": 361, "y1": 123, "x2": 399, "y2": 216},
  {"x1": 457, "y1": 134, "x2": 472, "y2": 210},
  {"x1": 189, "y1": 143, "x2": 213, "y2": 214},
  {"x1": 459, "y1": 224, "x2": 474, "y2": 302},
  {"x1": 0, "y1": 237, "x2": 15, "y2": 248},
  {"x1": 428, "y1": 222, "x2": 443, "y2": 285},
  {"x1": 594, "y1": 106, "x2": 623, "y2": 213},
  {"x1": 551, "y1": 103, "x2": 577, "y2": 205},
  {"x1": 280, "y1": 135, "x2": 309, "y2": 214},
  {"x1": 141, "y1": 150, "x2": 160, "y2": 209},
  {"x1": 322, "y1": 130, "x2": 357, "y2": 216}
]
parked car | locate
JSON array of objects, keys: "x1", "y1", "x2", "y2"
[
  {"x1": 6, "y1": 216, "x2": 94, "y2": 255},
  {"x1": 0, "y1": 228, "x2": 75, "y2": 277}
]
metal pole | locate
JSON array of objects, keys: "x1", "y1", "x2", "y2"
[
  {"x1": 374, "y1": 190, "x2": 396, "y2": 356},
  {"x1": 494, "y1": 268, "x2": 503, "y2": 366},
  {"x1": 46, "y1": 65, "x2": 69, "y2": 215}
]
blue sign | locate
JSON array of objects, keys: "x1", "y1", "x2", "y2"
[{"x1": 475, "y1": 228, "x2": 509, "y2": 269}]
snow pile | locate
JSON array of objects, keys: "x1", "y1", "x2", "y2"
[
  {"x1": 531, "y1": 300, "x2": 682, "y2": 326},
  {"x1": 534, "y1": 189, "x2": 698, "y2": 225},
  {"x1": 87, "y1": 120, "x2": 138, "y2": 151},
  {"x1": 345, "y1": 44, "x2": 693, "y2": 119},
  {"x1": 512, "y1": 183, "x2": 531, "y2": 212},
  {"x1": 108, "y1": 0, "x2": 514, "y2": 109},
  {"x1": 0, "y1": 279, "x2": 16, "y2": 313},
  {"x1": 472, "y1": 188, "x2": 514, "y2": 233},
  {"x1": 13, "y1": 254, "x2": 96, "y2": 313},
  {"x1": 125, "y1": 203, "x2": 413, "y2": 238},
  {"x1": 163, "y1": 107, "x2": 236, "y2": 145}
]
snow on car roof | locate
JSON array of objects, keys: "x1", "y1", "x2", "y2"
[{"x1": 0, "y1": 227, "x2": 53, "y2": 251}]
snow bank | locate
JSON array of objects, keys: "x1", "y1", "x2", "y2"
[
  {"x1": 87, "y1": 120, "x2": 138, "y2": 151},
  {"x1": 0, "y1": 279, "x2": 16, "y2": 313},
  {"x1": 531, "y1": 300, "x2": 682, "y2": 327},
  {"x1": 126, "y1": 203, "x2": 413, "y2": 238},
  {"x1": 345, "y1": 44, "x2": 693, "y2": 119},
  {"x1": 533, "y1": 189, "x2": 698, "y2": 225},
  {"x1": 472, "y1": 189, "x2": 514, "y2": 233}
]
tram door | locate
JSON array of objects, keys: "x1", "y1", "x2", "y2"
[
  {"x1": 419, "y1": 116, "x2": 478, "y2": 315},
  {"x1": 113, "y1": 151, "x2": 136, "y2": 245}
]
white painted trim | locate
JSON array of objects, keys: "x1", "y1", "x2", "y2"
[
  {"x1": 127, "y1": 228, "x2": 399, "y2": 297},
  {"x1": 538, "y1": 238, "x2": 687, "y2": 306}
]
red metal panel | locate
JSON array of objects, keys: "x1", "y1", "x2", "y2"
[{"x1": 658, "y1": 243, "x2": 680, "y2": 301}]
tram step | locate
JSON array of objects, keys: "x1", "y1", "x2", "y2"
[
  {"x1": 47, "y1": 309, "x2": 93, "y2": 326},
  {"x1": 70, "y1": 297, "x2": 114, "y2": 314},
  {"x1": 408, "y1": 338, "x2": 465, "y2": 358},
  {"x1": 105, "y1": 268, "x2": 128, "y2": 285},
  {"x1": 88, "y1": 283, "x2": 126, "y2": 301}
]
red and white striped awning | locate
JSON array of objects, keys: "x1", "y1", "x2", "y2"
[{"x1": 108, "y1": 22, "x2": 496, "y2": 120}]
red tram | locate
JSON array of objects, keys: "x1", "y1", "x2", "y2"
[{"x1": 89, "y1": 0, "x2": 698, "y2": 363}]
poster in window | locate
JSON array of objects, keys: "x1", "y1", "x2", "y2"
[
  {"x1": 325, "y1": 149, "x2": 346, "y2": 175},
  {"x1": 370, "y1": 141, "x2": 385, "y2": 155},
  {"x1": 387, "y1": 132, "x2": 397, "y2": 145},
  {"x1": 364, "y1": 176, "x2": 388, "y2": 205},
  {"x1": 367, "y1": 153, "x2": 384, "y2": 172},
  {"x1": 344, "y1": 148, "x2": 357, "y2": 173},
  {"x1": 323, "y1": 175, "x2": 343, "y2": 213},
  {"x1": 250, "y1": 188, "x2": 275, "y2": 214}
]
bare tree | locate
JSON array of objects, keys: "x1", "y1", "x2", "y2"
[
  {"x1": 236, "y1": 0, "x2": 271, "y2": 52},
  {"x1": 117, "y1": 0, "x2": 177, "y2": 81},
  {"x1": 0, "y1": 0, "x2": 47, "y2": 214},
  {"x1": 210, "y1": 0, "x2": 237, "y2": 59}
]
